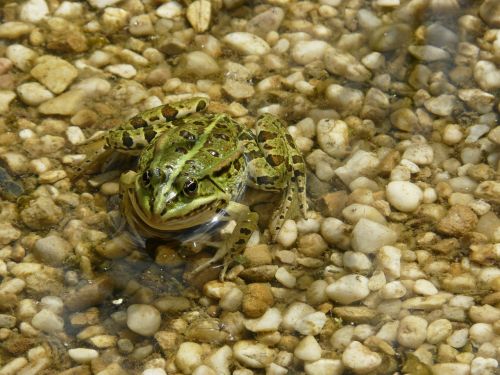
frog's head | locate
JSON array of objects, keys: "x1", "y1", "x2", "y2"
[{"x1": 128, "y1": 136, "x2": 231, "y2": 231}]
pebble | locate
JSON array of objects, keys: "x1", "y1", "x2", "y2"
[
  {"x1": 424, "y1": 94, "x2": 456, "y2": 116},
  {"x1": 31, "y1": 309, "x2": 64, "y2": 333},
  {"x1": 205, "y1": 345, "x2": 232, "y2": 375},
  {"x1": 156, "y1": 2, "x2": 183, "y2": 19},
  {"x1": 479, "y1": 0, "x2": 500, "y2": 27},
  {"x1": 223, "y1": 32, "x2": 271, "y2": 55},
  {"x1": 143, "y1": 369, "x2": 166, "y2": 375},
  {"x1": 326, "y1": 84, "x2": 363, "y2": 115},
  {"x1": 242, "y1": 283, "x2": 274, "y2": 318},
  {"x1": 6, "y1": 44, "x2": 37, "y2": 72},
  {"x1": 471, "y1": 357, "x2": 498, "y2": 375},
  {"x1": 105, "y1": 64, "x2": 137, "y2": 79},
  {"x1": 182, "y1": 51, "x2": 219, "y2": 76},
  {"x1": 246, "y1": 7, "x2": 284, "y2": 37},
  {"x1": 20, "y1": 0, "x2": 49, "y2": 23},
  {"x1": 291, "y1": 41, "x2": 329, "y2": 65},
  {"x1": 126, "y1": 304, "x2": 161, "y2": 336},
  {"x1": 0, "y1": 223, "x2": 21, "y2": 246},
  {"x1": 275, "y1": 267, "x2": 296, "y2": 288},
  {"x1": 16, "y1": 82, "x2": 54, "y2": 105},
  {"x1": 342, "y1": 341, "x2": 381, "y2": 373},
  {"x1": 397, "y1": 315, "x2": 428, "y2": 348},
  {"x1": 447, "y1": 328, "x2": 469, "y2": 348},
  {"x1": 427, "y1": 319, "x2": 453, "y2": 344},
  {"x1": 233, "y1": 340, "x2": 275, "y2": 368},
  {"x1": 351, "y1": 218, "x2": 397, "y2": 254},
  {"x1": 317, "y1": 119, "x2": 349, "y2": 158},
  {"x1": 294, "y1": 335, "x2": 322, "y2": 361},
  {"x1": 33, "y1": 235, "x2": 72, "y2": 266},
  {"x1": 276, "y1": 219, "x2": 297, "y2": 248},
  {"x1": 369, "y1": 23, "x2": 412, "y2": 51},
  {"x1": 474, "y1": 61, "x2": 500, "y2": 91},
  {"x1": 437, "y1": 204, "x2": 478, "y2": 236},
  {"x1": 31, "y1": 56, "x2": 78, "y2": 94},
  {"x1": 0, "y1": 90, "x2": 16, "y2": 114},
  {"x1": 20, "y1": 196, "x2": 63, "y2": 230},
  {"x1": 175, "y1": 342, "x2": 203, "y2": 374},
  {"x1": 38, "y1": 90, "x2": 86, "y2": 115},
  {"x1": 413, "y1": 279, "x2": 438, "y2": 296},
  {"x1": 87, "y1": 0, "x2": 122, "y2": 8},
  {"x1": 402, "y1": 143, "x2": 434, "y2": 165},
  {"x1": 244, "y1": 307, "x2": 282, "y2": 332},
  {"x1": 68, "y1": 348, "x2": 99, "y2": 363},
  {"x1": 326, "y1": 274, "x2": 370, "y2": 304},
  {"x1": 431, "y1": 363, "x2": 470, "y2": 375},
  {"x1": 282, "y1": 302, "x2": 315, "y2": 331},
  {"x1": 324, "y1": 47, "x2": 371, "y2": 82},
  {"x1": 304, "y1": 359, "x2": 343, "y2": 375},
  {"x1": 129, "y1": 14, "x2": 155, "y2": 36},
  {"x1": 380, "y1": 280, "x2": 407, "y2": 299},
  {"x1": 0, "y1": 22, "x2": 34, "y2": 39},
  {"x1": 386, "y1": 181, "x2": 423, "y2": 212},
  {"x1": 408, "y1": 45, "x2": 450, "y2": 61},
  {"x1": 295, "y1": 311, "x2": 327, "y2": 336}
]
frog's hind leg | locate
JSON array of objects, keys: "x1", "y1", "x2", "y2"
[
  {"x1": 70, "y1": 136, "x2": 114, "y2": 180},
  {"x1": 247, "y1": 114, "x2": 307, "y2": 240}
]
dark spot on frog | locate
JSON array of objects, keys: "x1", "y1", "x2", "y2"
[
  {"x1": 180, "y1": 130, "x2": 196, "y2": 141},
  {"x1": 161, "y1": 105, "x2": 179, "y2": 120},
  {"x1": 122, "y1": 133, "x2": 134, "y2": 148},
  {"x1": 176, "y1": 147, "x2": 188, "y2": 154},
  {"x1": 196, "y1": 100, "x2": 207, "y2": 111},
  {"x1": 257, "y1": 130, "x2": 276, "y2": 143},
  {"x1": 145, "y1": 129, "x2": 157, "y2": 143},
  {"x1": 130, "y1": 116, "x2": 148, "y2": 128},
  {"x1": 266, "y1": 154, "x2": 284, "y2": 166}
]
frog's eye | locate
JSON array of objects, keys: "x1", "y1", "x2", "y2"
[
  {"x1": 142, "y1": 170, "x2": 151, "y2": 186},
  {"x1": 183, "y1": 178, "x2": 198, "y2": 196}
]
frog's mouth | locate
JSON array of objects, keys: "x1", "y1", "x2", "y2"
[{"x1": 123, "y1": 187, "x2": 227, "y2": 233}]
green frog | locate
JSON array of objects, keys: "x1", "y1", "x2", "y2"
[{"x1": 73, "y1": 97, "x2": 306, "y2": 273}]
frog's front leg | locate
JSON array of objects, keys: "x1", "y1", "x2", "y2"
[{"x1": 188, "y1": 201, "x2": 258, "y2": 278}]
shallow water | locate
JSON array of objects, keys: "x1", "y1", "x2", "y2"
[{"x1": 0, "y1": 1, "x2": 499, "y2": 374}]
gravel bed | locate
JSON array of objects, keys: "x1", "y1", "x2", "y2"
[{"x1": 0, "y1": 0, "x2": 499, "y2": 374}]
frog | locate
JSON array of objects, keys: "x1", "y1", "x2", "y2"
[{"x1": 73, "y1": 97, "x2": 307, "y2": 275}]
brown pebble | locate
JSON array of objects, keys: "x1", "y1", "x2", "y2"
[
  {"x1": 319, "y1": 191, "x2": 348, "y2": 218},
  {"x1": 437, "y1": 205, "x2": 478, "y2": 236},
  {"x1": 64, "y1": 276, "x2": 113, "y2": 311},
  {"x1": 243, "y1": 244, "x2": 272, "y2": 266},
  {"x1": 242, "y1": 283, "x2": 274, "y2": 318}
]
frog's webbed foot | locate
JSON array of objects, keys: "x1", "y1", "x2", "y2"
[{"x1": 187, "y1": 202, "x2": 258, "y2": 280}]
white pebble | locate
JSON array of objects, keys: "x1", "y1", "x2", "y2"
[
  {"x1": 233, "y1": 340, "x2": 275, "y2": 368},
  {"x1": 294, "y1": 335, "x2": 322, "y2": 361},
  {"x1": 386, "y1": 181, "x2": 423, "y2": 212},
  {"x1": 326, "y1": 274, "x2": 370, "y2": 304},
  {"x1": 413, "y1": 279, "x2": 438, "y2": 296},
  {"x1": 431, "y1": 363, "x2": 470, "y2": 375},
  {"x1": 304, "y1": 359, "x2": 343, "y2": 375},
  {"x1": 223, "y1": 32, "x2": 271, "y2": 55},
  {"x1": 342, "y1": 341, "x2": 381, "y2": 374},
  {"x1": 276, "y1": 220, "x2": 297, "y2": 248},
  {"x1": 20, "y1": 0, "x2": 49, "y2": 23},
  {"x1": 402, "y1": 143, "x2": 434, "y2": 165},
  {"x1": 380, "y1": 280, "x2": 407, "y2": 299},
  {"x1": 175, "y1": 342, "x2": 203, "y2": 374},
  {"x1": 295, "y1": 311, "x2": 327, "y2": 336},
  {"x1": 105, "y1": 64, "x2": 137, "y2": 79},
  {"x1": 156, "y1": 1, "x2": 183, "y2": 19},
  {"x1": 275, "y1": 267, "x2": 296, "y2": 288},
  {"x1": 66, "y1": 126, "x2": 86, "y2": 145},
  {"x1": 16, "y1": 82, "x2": 53, "y2": 105},
  {"x1": 244, "y1": 308, "x2": 282, "y2": 333},
  {"x1": 469, "y1": 323, "x2": 494, "y2": 344},
  {"x1": 31, "y1": 309, "x2": 64, "y2": 333},
  {"x1": 397, "y1": 315, "x2": 428, "y2": 348},
  {"x1": 351, "y1": 218, "x2": 397, "y2": 254},
  {"x1": 68, "y1": 348, "x2": 99, "y2": 363},
  {"x1": 426, "y1": 319, "x2": 452, "y2": 344},
  {"x1": 446, "y1": 328, "x2": 469, "y2": 348},
  {"x1": 282, "y1": 302, "x2": 315, "y2": 331},
  {"x1": 126, "y1": 304, "x2": 161, "y2": 336},
  {"x1": 471, "y1": 357, "x2": 498, "y2": 375}
]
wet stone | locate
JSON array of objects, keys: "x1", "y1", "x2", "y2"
[{"x1": 20, "y1": 196, "x2": 63, "y2": 230}]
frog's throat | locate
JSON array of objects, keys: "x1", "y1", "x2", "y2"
[{"x1": 124, "y1": 187, "x2": 227, "y2": 231}]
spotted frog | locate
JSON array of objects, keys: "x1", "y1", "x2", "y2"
[{"x1": 74, "y1": 97, "x2": 307, "y2": 273}]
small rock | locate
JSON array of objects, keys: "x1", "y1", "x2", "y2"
[
  {"x1": 324, "y1": 47, "x2": 371, "y2": 82},
  {"x1": 304, "y1": 359, "x2": 344, "y2": 375},
  {"x1": 31, "y1": 56, "x2": 78, "y2": 94},
  {"x1": 402, "y1": 143, "x2": 434, "y2": 165},
  {"x1": 33, "y1": 235, "x2": 72, "y2": 266},
  {"x1": 294, "y1": 335, "x2": 322, "y2": 361},
  {"x1": 244, "y1": 307, "x2": 282, "y2": 332},
  {"x1": 186, "y1": 0, "x2": 211, "y2": 33},
  {"x1": 222, "y1": 79, "x2": 254, "y2": 99},
  {"x1": 31, "y1": 309, "x2": 64, "y2": 333},
  {"x1": 479, "y1": 0, "x2": 500, "y2": 27},
  {"x1": 471, "y1": 357, "x2": 498, "y2": 375},
  {"x1": 275, "y1": 267, "x2": 296, "y2": 288},
  {"x1": 156, "y1": 2, "x2": 183, "y2": 19},
  {"x1": 20, "y1": 0, "x2": 49, "y2": 23},
  {"x1": 127, "y1": 304, "x2": 161, "y2": 336},
  {"x1": 431, "y1": 363, "x2": 470, "y2": 375},
  {"x1": 282, "y1": 302, "x2": 315, "y2": 331},
  {"x1": 0, "y1": 22, "x2": 34, "y2": 39},
  {"x1": 408, "y1": 45, "x2": 450, "y2": 61},
  {"x1": 6, "y1": 44, "x2": 37, "y2": 72},
  {"x1": 437, "y1": 205, "x2": 478, "y2": 236},
  {"x1": 326, "y1": 84, "x2": 364, "y2": 116},
  {"x1": 0, "y1": 90, "x2": 16, "y2": 114},
  {"x1": 424, "y1": 94, "x2": 456, "y2": 116},
  {"x1": 246, "y1": 7, "x2": 284, "y2": 37},
  {"x1": 474, "y1": 61, "x2": 500, "y2": 91},
  {"x1": 397, "y1": 315, "x2": 428, "y2": 348},
  {"x1": 233, "y1": 340, "x2": 275, "y2": 368},
  {"x1": 326, "y1": 274, "x2": 370, "y2": 304},
  {"x1": 17, "y1": 82, "x2": 54, "y2": 105},
  {"x1": 295, "y1": 311, "x2": 327, "y2": 336},
  {"x1": 0, "y1": 223, "x2": 20, "y2": 246},
  {"x1": 129, "y1": 14, "x2": 155, "y2": 36},
  {"x1": 242, "y1": 283, "x2": 273, "y2": 318},
  {"x1": 175, "y1": 342, "x2": 203, "y2": 374},
  {"x1": 317, "y1": 119, "x2": 349, "y2": 158},
  {"x1": 38, "y1": 90, "x2": 86, "y2": 116},
  {"x1": 369, "y1": 23, "x2": 412, "y2": 51},
  {"x1": 276, "y1": 219, "x2": 297, "y2": 248},
  {"x1": 427, "y1": 319, "x2": 452, "y2": 344},
  {"x1": 180, "y1": 51, "x2": 219, "y2": 77},
  {"x1": 386, "y1": 181, "x2": 423, "y2": 212},
  {"x1": 105, "y1": 64, "x2": 137, "y2": 79},
  {"x1": 469, "y1": 304, "x2": 500, "y2": 324},
  {"x1": 68, "y1": 348, "x2": 99, "y2": 363},
  {"x1": 351, "y1": 218, "x2": 397, "y2": 254},
  {"x1": 20, "y1": 196, "x2": 63, "y2": 230},
  {"x1": 87, "y1": 0, "x2": 122, "y2": 9},
  {"x1": 223, "y1": 32, "x2": 271, "y2": 55},
  {"x1": 342, "y1": 341, "x2": 381, "y2": 373},
  {"x1": 292, "y1": 40, "x2": 329, "y2": 65}
]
